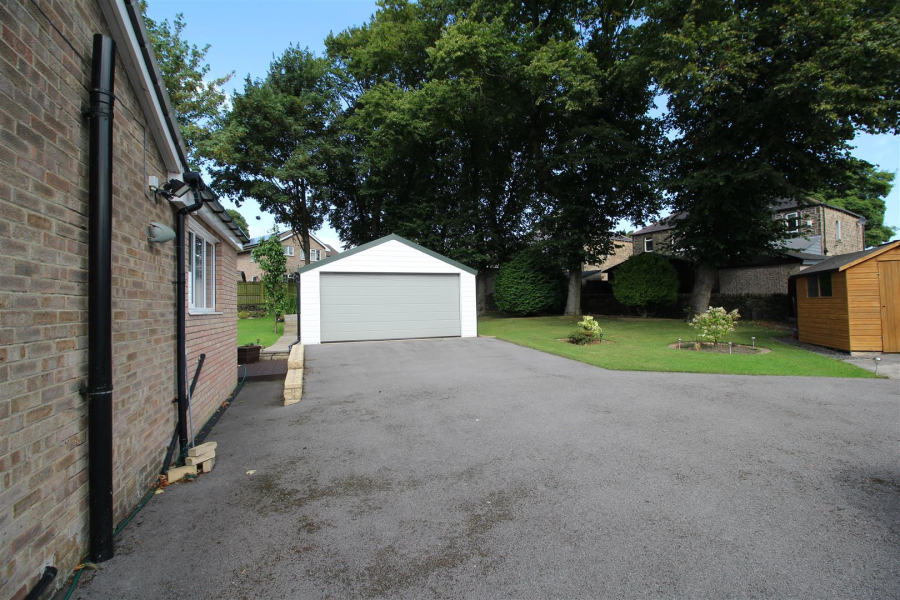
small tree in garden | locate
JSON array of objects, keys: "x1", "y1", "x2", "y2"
[
  {"x1": 612, "y1": 254, "x2": 679, "y2": 317},
  {"x1": 568, "y1": 316, "x2": 603, "y2": 346},
  {"x1": 690, "y1": 307, "x2": 740, "y2": 345},
  {"x1": 493, "y1": 251, "x2": 566, "y2": 317},
  {"x1": 252, "y1": 229, "x2": 287, "y2": 334}
]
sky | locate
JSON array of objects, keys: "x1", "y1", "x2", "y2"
[{"x1": 146, "y1": 0, "x2": 899, "y2": 247}]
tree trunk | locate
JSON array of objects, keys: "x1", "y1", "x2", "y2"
[
  {"x1": 690, "y1": 264, "x2": 718, "y2": 316},
  {"x1": 476, "y1": 272, "x2": 489, "y2": 316},
  {"x1": 564, "y1": 270, "x2": 582, "y2": 316}
]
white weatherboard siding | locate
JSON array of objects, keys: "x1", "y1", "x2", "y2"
[{"x1": 300, "y1": 239, "x2": 477, "y2": 344}]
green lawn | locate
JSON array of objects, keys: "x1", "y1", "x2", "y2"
[
  {"x1": 479, "y1": 315, "x2": 873, "y2": 378},
  {"x1": 237, "y1": 317, "x2": 283, "y2": 348}
]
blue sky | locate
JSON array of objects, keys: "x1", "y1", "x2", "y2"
[{"x1": 146, "y1": 0, "x2": 899, "y2": 247}]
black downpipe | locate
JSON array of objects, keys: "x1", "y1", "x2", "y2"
[
  {"x1": 161, "y1": 353, "x2": 205, "y2": 474},
  {"x1": 175, "y1": 191, "x2": 204, "y2": 459},
  {"x1": 87, "y1": 33, "x2": 116, "y2": 564},
  {"x1": 24, "y1": 566, "x2": 58, "y2": 600}
]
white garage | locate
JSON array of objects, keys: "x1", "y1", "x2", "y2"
[{"x1": 299, "y1": 234, "x2": 478, "y2": 344}]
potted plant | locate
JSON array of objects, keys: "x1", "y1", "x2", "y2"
[{"x1": 238, "y1": 343, "x2": 262, "y2": 364}]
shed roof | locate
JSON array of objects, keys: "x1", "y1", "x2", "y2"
[
  {"x1": 789, "y1": 240, "x2": 900, "y2": 277},
  {"x1": 296, "y1": 234, "x2": 478, "y2": 275}
]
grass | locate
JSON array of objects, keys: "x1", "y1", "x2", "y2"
[
  {"x1": 237, "y1": 316, "x2": 284, "y2": 348},
  {"x1": 479, "y1": 315, "x2": 874, "y2": 378}
]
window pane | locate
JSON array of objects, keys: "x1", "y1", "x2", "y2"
[
  {"x1": 194, "y1": 234, "x2": 204, "y2": 307},
  {"x1": 206, "y1": 241, "x2": 215, "y2": 309},
  {"x1": 807, "y1": 274, "x2": 819, "y2": 298},
  {"x1": 188, "y1": 233, "x2": 194, "y2": 305},
  {"x1": 819, "y1": 273, "x2": 832, "y2": 297}
]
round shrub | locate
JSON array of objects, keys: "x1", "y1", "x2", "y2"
[
  {"x1": 612, "y1": 253, "x2": 679, "y2": 317},
  {"x1": 568, "y1": 316, "x2": 603, "y2": 345},
  {"x1": 494, "y1": 251, "x2": 566, "y2": 316}
]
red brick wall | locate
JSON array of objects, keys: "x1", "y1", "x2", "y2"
[
  {"x1": 185, "y1": 215, "x2": 238, "y2": 433},
  {"x1": 0, "y1": 2, "x2": 238, "y2": 598}
]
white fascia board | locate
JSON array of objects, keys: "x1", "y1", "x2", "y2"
[
  {"x1": 97, "y1": 0, "x2": 183, "y2": 174},
  {"x1": 169, "y1": 195, "x2": 244, "y2": 250}
]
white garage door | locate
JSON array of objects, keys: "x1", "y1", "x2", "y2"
[{"x1": 319, "y1": 273, "x2": 461, "y2": 342}]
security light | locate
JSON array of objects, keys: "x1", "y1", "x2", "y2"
[{"x1": 147, "y1": 222, "x2": 176, "y2": 243}]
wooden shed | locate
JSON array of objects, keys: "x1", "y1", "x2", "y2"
[{"x1": 791, "y1": 240, "x2": 900, "y2": 353}]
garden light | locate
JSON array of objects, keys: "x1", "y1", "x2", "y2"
[
  {"x1": 677, "y1": 338, "x2": 682, "y2": 349},
  {"x1": 728, "y1": 341, "x2": 733, "y2": 355},
  {"x1": 873, "y1": 357, "x2": 882, "y2": 376},
  {"x1": 751, "y1": 336, "x2": 756, "y2": 348}
]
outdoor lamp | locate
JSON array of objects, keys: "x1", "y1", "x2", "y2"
[
  {"x1": 873, "y1": 357, "x2": 882, "y2": 376},
  {"x1": 751, "y1": 336, "x2": 756, "y2": 348}
]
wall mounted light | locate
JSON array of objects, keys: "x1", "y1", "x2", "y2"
[{"x1": 147, "y1": 222, "x2": 176, "y2": 243}]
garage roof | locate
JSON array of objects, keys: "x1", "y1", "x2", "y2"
[{"x1": 296, "y1": 234, "x2": 478, "y2": 275}]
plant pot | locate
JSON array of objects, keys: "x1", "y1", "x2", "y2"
[{"x1": 238, "y1": 345, "x2": 262, "y2": 365}]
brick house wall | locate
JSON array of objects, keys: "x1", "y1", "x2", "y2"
[
  {"x1": 632, "y1": 230, "x2": 673, "y2": 257},
  {"x1": 185, "y1": 216, "x2": 238, "y2": 429},
  {"x1": 237, "y1": 233, "x2": 330, "y2": 281},
  {"x1": 0, "y1": 2, "x2": 238, "y2": 598}
]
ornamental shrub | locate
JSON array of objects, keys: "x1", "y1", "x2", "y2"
[
  {"x1": 690, "y1": 306, "x2": 740, "y2": 344},
  {"x1": 611, "y1": 253, "x2": 679, "y2": 317},
  {"x1": 568, "y1": 315, "x2": 602, "y2": 345},
  {"x1": 494, "y1": 251, "x2": 566, "y2": 316}
]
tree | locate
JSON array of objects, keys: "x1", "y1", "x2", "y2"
[
  {"x1": 225, "y1": 209, "x2": 249, "y2": 238},
  {"x1": 325, "y1": 2, "x2": 534, "y2": 314},
  {"x1": 140, "y1": 2, "x2": 232, "y2": 168},
  {"x1": 252, "y1": 229, "x2": 287, "y2": 333},
  {"x1": 812, "y1": 158, "x2": 897, "y2": 247},
  {"x1": 324, "y1": 1, "x2": 662, "y2": 316},
  {"x1": 493, "y1": 251, "x2": 566, "y2": 317},
  {"x1": 210, "y1": 47, "x2": 339, "y2": 265},
  {"x1": 643, "y1": 0, "x2": 900, "y2": 314},
  {"x1": 523, "y1": 1, "x2": 663, "y2": 315},
  {"x1": 612, "y1": 253, "x2": 679, "y2": 317}
]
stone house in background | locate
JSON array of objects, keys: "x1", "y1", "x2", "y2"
[
  {"x1": 0, "y1": 1, "x2": 248, "y2": 598},
  {"x1": 236, "y1": 231, "x2": 339, "y2": 281},
  {"x1": 629, "y1": 199, "x2": 867, "y2": 294},
  {"x1": 582, "y1": 235, "x2": 633, "y2": 289},
  {"x1": 632, "y1": 199, "x2": 866, "y2": 259}
]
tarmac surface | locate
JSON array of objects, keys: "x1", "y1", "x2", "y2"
[{"x1": 73, "y1": 337, "x2": 900, "y2": 599}]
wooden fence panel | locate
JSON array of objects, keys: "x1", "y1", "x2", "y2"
[
  {"x1": 237, "y1": 282, "x2": 265, "y2": 307},
  {"x1": 238, "y1": 282, "x2": 297, "y2": 309}
]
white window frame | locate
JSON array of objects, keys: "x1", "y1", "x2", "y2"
[
  {"x1": 644, "y1": 237, "x2": 654, "y2": 252},
  {"x1": 285, "y1": 245, "x2": 294, "y2": 256},
  {"x1": 188, "y1": 224, "x2": 217, "y2": 313},
  {"x1": 835, "y1": 220, "x2": 842, "y2": 241},
  {"x1": 785, "y1": 212, "x2": 800, "y2": 233},
  {"x1": 310, "y1": 248, "x2": 321, "y2": 261}
]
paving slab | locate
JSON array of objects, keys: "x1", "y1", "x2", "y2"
[{"x1": 72, "y1": 338, "x2": 900, "y2": 599}]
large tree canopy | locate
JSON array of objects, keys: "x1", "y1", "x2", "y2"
[
  {"x1": 210, "y1": 47, "x2": 339, "y2": 265},
  {"x1": 643, "y1": 0, "x2": 900, "y2": 312},
  {"x1": 325, "y1": 0, "x2": 663, "y2": 314}
]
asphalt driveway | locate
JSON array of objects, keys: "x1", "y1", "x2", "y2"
[{"x1": 75, "y1": 337, "x2": 900, "y2": 598}]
